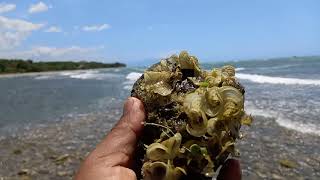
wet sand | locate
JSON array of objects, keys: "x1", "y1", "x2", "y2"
[{"x1": 0, "y1": 109, "x2": 319, "y2": 180}]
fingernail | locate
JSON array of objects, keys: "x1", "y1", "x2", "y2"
[
  {"x1": 132, "y1": 97, "x2": 145, "y2": 113},
  {"x1": 123, "y1": 97, "x2": 134, "y2": 115}
]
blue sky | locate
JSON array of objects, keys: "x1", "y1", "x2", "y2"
[{"x1": 0, "y1": 0, "x2": 319, "y2": 64}]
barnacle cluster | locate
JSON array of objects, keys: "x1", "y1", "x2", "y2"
[{"x1": 131, "y1": 51, "x2": 252, "y2": 180}]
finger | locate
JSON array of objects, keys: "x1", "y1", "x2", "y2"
[
  {"x1": 217, "y1": 159, "x2": 241, "y2": 180},
  {"x1": 89, "y1": 97, "x2": 145, "y2": 165}
]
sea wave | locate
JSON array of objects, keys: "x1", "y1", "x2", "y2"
[
  {"x1": 34, "y1": 70, "x2": 100, "y2": 80},
  {"x1": 276, "y1": 117, "x2": 320, "y2": 136},
  {"x1": 246, "y1": 105, "x2": 320, "y2": 136},
  {"x1": 34, "y1": 75, "x2": 54, "y2": 80},
  {"x1": 126, "y1": 72, "x2": 142, "y2": 81},
  {"x1": 236, "y1": 73, "x2": 320, "y2": 86},
  {"x1": 69, "y1": 71, "x2": 120, "y2": 80},
  {"x1": 59, "y1": 71, "x2": 80, "y2": 76},
  {"x1": 235, "y1": 67, "x2": 245, "y2": 71},
  {"x1": 33, "y1": 70, "x2": 124, "y2": 80},
  {"x1": 125, "y1": 71, "x2": 320, "y2": 86},
  {"x1": 122, "y1": 72, "x2": 143, "y2": 90}
]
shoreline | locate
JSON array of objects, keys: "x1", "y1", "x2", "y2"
[
  {"x1": 0, "y1": 67, "x2": 125, "y2": 79},
  {"x1": 0, "y1": 110, "x2": 319, "y2": 179}
]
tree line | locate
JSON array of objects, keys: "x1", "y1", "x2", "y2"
[{"x1": 0, "y1": 59, "x2": 126, "y2": 74}]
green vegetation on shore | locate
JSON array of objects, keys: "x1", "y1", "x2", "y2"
[{"x1": 0, "y1": 59, "x2": 126, "y2": 74}]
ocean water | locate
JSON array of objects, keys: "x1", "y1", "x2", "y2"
[{"x1": 0, "y1": 57, "x2": 319, "y2": 136}]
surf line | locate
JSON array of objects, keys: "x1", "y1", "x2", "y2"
[{"x1": 236, "y1": 73, "x2": 320, "y2": 86}]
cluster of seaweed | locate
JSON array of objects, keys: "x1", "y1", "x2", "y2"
[{"x1": 131, "y1": 51, "x2": 252, "y2": 180}]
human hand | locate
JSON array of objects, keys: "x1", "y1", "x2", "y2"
[
  {"x1": 75, "y1": 97, "x2": 241, "y2": 180},
  {"x1": 75, "y1": 97, "x2": 145, "y2": 180}
]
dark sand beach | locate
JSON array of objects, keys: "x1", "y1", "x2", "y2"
[{"x1": 0, "y1": 108, "x2": 319, "y2": 180}]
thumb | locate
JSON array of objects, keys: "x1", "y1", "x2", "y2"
[{"x1": 89, "y1": 97, "x2": 145, "y2": 165}]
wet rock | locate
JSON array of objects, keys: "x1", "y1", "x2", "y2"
[
  {"x1": 12, "y1": 149, "x2": 22, "y2": 155},
  {"x1": 57, "y1": 171, "x2": 69, "y2": 176},
  {"x1": 131, "y1": 52, "x2": 251, "y2": 179},
  {"x1": 38, "y1": 169, "x2": 49, "y2": 174},
  {"x1": 256, "y1": 171, "x2": 267, "y2": 178},
  {"x1": 279, "y1": 159, "x2": 297, "y2": 168},
  {"x1": 20, "y1": 175, "x2": 32, "y2": 180},
  {"x1": 271, "y1": 173, "x2": 284, "y2": 180},
  {"x1": 53, "y1": 154, "x2": 71, "y2": 165},
  {"x1": 18, "y1": 169, "x2": 29, "y2": 176}
]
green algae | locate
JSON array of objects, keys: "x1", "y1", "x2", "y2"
[{"x1": 131, "y1": 51, "x2": 252, "y2": 180}]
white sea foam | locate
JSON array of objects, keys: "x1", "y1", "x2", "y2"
[
  {"x1": 59, "y1": 71, "x2": 80, "y2": 76},
  {"x1": 34, "y1": 75, "x2": 54, "y2": 80},
  {"x1": 69, "y1": 71, "x2": 120, "y2": 80},
  {"x1": 276, "y1": 117, "x2": 320, "y2": 136},
  {"x1": 122, "y1": 72, "x2": 143, "y2": 90},
  {"x1": 126, "y1": 72, "x2": 142, "y2": 81},
  {"x1": 246, "y1": 105, "x2": 320, "y2": 136},
  {"x1": 235, "y1": 67, "x2": 245, "y2": 71},
  {"x1": 237, "y1": 73, "x2": 320, "y2": 86},
  {"x1": 34, "y1": 70, "x2": 99, "y2": 80},
  {"x1": 70, "y1": 73, "x2": 100, "y2": 80}
]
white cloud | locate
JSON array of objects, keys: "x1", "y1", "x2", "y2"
[
  {"x1": 0, "y1": 46, "x2": 104, "y2": 60},
  {"x1": 0, "y1": 16, "x2": 44, "y2": 49},
  {"x1": 28, "y1": 2, "x2": 49, "y2": 14},
  {"x1": 0, "y1": 3, "x2": 16, "y2": 13},
  {"x1": 45, "y1": 26, "x2": 62, "y2": 33},
  {"x1": 0, "y1": 16, "x2": 44, "y2": 31},
  {"x1": 0, "y1": 31, "x2": 28, "y2": 49},
  {"x1": 29, "y1": 46, "x2": 94, "y2": 57},
  {"x1": 82, "y1": 24, "x2": 111, "y2": 32}
]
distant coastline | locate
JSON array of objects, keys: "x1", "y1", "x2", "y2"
[{"x1": 0, "y1": 59, "x2": 126, "y2": 74}]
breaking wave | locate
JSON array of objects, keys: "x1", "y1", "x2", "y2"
[
  {"x1": 124, "y1": 72, "x2": 320, "y2": 86},
  {"x1": 276, "y1": 117, "x2": 320, "y2": 136},
  {"x1": 34, "y1": 75, "x2": 54, "y2": 80},
  {"x1": 126, "y1": 72, "x2": 142, "y2": 81},
  {"x1": 237, "y1": 73, "x2": 320, "y2": 86},
  {"x1": 246, "y1": 105, "x2": 320, "y2": 136},
  {"x1": 235, "y1": 67, "x2": 245, "y2": 71},
  {"x1": 69, "y1": 71, "x2": 120, "y2": 80},
  {"x1": 123, "y1": 72, "x2": 143, "y2": 90}
]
